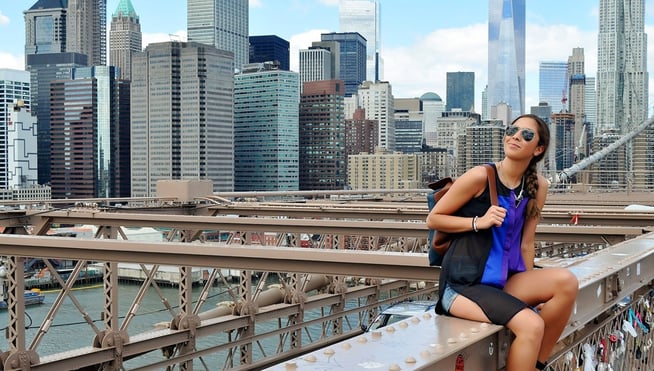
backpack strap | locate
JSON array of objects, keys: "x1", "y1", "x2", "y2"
[{"x1": 483, "y1": 164, "x2": 498, "y2": 206}]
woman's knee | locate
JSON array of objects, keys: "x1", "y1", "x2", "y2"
[
  {"x1": 509, "y1": 309, "x2": 544, "y2": 340},
  {"x1": 555, "y1": 269, "x2": 579, "y2": 297}
]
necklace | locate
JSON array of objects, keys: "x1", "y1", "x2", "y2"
[
  {"x1": 514, "y1": 178, "x2": 525, "y2": 208},
  {"x1": 498, "y1": 161, "x2": 525, "y2": 208}
]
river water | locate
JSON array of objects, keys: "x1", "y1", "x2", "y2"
[{"x1": 0, "y1": 281, "x2": 247, "y2": 368}]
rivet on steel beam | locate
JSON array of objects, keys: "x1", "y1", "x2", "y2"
[{"x1": 303, "y1": 354, "x2": 317, "y2": 362}]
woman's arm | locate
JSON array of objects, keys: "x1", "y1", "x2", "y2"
[
  {"x1": 520, "y1": 174, "x2": 549, "y2": 270},
  {"x1": 426, "y1": 165, "x2": 501, "y2": 234}
]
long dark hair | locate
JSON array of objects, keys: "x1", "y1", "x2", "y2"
[{"x1": 509, "y1": 114, "x2": 550, "y2": 219}]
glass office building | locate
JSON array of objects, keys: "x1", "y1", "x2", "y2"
[
  {"x1": 234, "y1": 63, "x2": 300, "y2": 191},
  {"x1": 487, "y1": 0, "x2": 525, "y2": 121}
]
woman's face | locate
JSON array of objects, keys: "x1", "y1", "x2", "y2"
[{"x1": 503, "y1": 117, "x2": 544, "y2": 160}]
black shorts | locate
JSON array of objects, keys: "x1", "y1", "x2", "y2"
[{"x1": 458, "y1": 284, "x2": 529, "y2": 325}]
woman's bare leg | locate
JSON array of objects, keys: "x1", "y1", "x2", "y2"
[
  {"x1": 449, "y1": 294, "x2": 544, "y2": 371},
  {"x1": 504, "y1": 268, "x2": 578, "y2": 362}
]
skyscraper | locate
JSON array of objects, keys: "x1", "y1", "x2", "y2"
[
  {"x1": 24, "y1": 0, "x2": 66, "y2": 57},
  {"x1": 299, "y1": 80, "x2": 346, "y2": 190},
  {"x1": 27, "y1": 52, "x2": 88, "y2": 186},
  {"x1": 597, "y1": 0, "x2": 648, "y2": 133},
  {"x1": 321, "y1": 32, "x2": 367, "y2": 97},
  {"x1": 110, "y1": 0, "x2": 142, "y2": 81},
  {"x1": 187, "y1": 0, "x2": 249, "y2": 72},
  {"x1": 49, "y1": 66, "x2": 129, "y2": 199},
  {"x1": 249, "y1": 35, "x2": 290, "y2": 71},
  {"x1": 25, "y1": 0, "x2": 107, "y2": 185},
  {"x1": 299, "y1": 47, "x2": 335, "y2": 90},
  {"x1": 567, "y1": 48, "x2": 587, "y2": 158},
  {"x1": 357, "y1": 80, "x2": 394, "y2": 150},
  {"x1": 6, "y1": 102, "x2": 39, "y2": 190},
  {"x1": 339, "y1": 0, "x2": 381, "y2": 81},
  {"x1": 538, "y1": 61, "x2": 568, "y2": 113},
  {"x1": 488, "y1": 0, "x2": 525, "y2": 121},
  {"x1": 131, "y1": 42, "x2": 235, "y2": 197},
  {"x1": 597, "y1": 0, "x2": 650, "y2": 189},
  {"x1": 421, "y1": 92, "x2": 445, "y2": 148},
  {"x1": 234, "y1": 62, "x2": 299, "y2": 191},
  {"x1": 446, "y1": 72, "x2": 475, "y2": 112},
  {"x1": 66, "y1": 0, "x2": 107, "y2": 66}
]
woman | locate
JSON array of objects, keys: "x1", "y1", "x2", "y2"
[{"x1": 426, "y1": 114, "x2": 578, "y2": 371}]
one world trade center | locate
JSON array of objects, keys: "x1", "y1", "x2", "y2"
[{"x1": 488, "y1": 0, "x2": 525, "y2": 122}]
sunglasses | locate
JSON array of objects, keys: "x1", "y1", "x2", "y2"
[{"x1": 505, "y1": 126, "x2": 536, "y2": 142}]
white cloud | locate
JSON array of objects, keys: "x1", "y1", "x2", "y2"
[
  {"x1": 383, "y1": 23, "x2": 487, "y2": 101},
  {"x1": 250, "y1": 0, "x2": 263, "y2": 8},
  {"x1": 142, "y1": 30, "x2": 188, "y2": 48},
  {"x1": 0, "y1": 11, "x2": 9, "y2": 26},
  {"x1": 0, "y1": 52, "x2": 23, "y2": 70},
  {"x1": 317, "y1": 0, "x2": 340, "y2": 5}
]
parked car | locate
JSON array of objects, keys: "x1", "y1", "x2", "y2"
[{"x1": 362, "y1": 300, "x2": 437, "y2": 332}]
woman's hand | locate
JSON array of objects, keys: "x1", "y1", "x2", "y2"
[{"x1": 479, "y1": 205, "x2": 507, "y2": 229}]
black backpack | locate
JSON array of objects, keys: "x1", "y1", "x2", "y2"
[{"x1": 427, "y1": 164, "x2": 497, "y2": 266}]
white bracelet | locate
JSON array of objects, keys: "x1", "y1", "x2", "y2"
[{"x1": 472, "y1": 216, "x2": 479, "y2": 232}]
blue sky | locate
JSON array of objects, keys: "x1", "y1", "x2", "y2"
[{"x1": 1, "y1": 0, "x2": 654, "y2": 111}]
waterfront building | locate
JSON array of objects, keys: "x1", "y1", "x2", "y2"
[
  {"x1": 550, "y1": 112, "x2": 576, "y2": 174},
  {"x1": 26, "y1": 53, "x2": 88, "y2": 186},
  {"x1": 249, "y1": 35, "x2": 290, "y2": 71},
  {"x1": 6, "y1": 101, "x2": 39, "y2": 190},
  {"x1": 487, "y1": 0, "x2": 525, "y2": 120},
  {"x1": 131, "y1": 42, "x2": 235, "y2": 197},
  {"x1": 584, "y1": 77, "x2": 597, "y2": 131},
  {"x1": 66, "y1": 0, "x2": 107, "y2": 66},
  {"x1": 597, "y1": 0, "x2": 651, "y2": 189},
  {"x1": 187, "y1": 0, "x2": 249, "y2": 72},
  {"x1": 590, "y1": 131, "x2": 627, "y2": 188},
  {"x1": 339, "y1": 0, "x2": 381, "y2": 81},
  {"x1": 357, "y1": 80, "x2": 394, "y2": 151},
  {"x1": 597, "y1": 0, "x2": 648, "y2": 134},
  {"x1": 567, "y1": 48, "x2": 587, "y2": 158},
  {"x1": 530, "y1": 102, "x2": 554, "y2": 177},
  {"x1": 539, "y1": 61, "x2": 568, "y2": 113},
  {"x1": 0, "y1": 70, "x2": 31, "y2": 190},
  {"x1": 421, "y1": 92, "x2": 445, "y2": 148},
  {"x1": 393, "y1": 98, "x2": 423, "y2": 154},
  {"x1": 436, "y1": 111, "x2": 482, "y2": 176},
  {"x1": 481, "y1": 85, "x2": 489, "y2": 120},
  {"x1": 299, "y1": 80, "x2": 346, "y2": 190},
  {"x1": 446, "y1": 72, "x2": 475, "y2": 112},
  {"x1": 345, "y1": 108, "x2": 377, "y2": 158},
  {"x1": 25, "y1": 0, "x2": 106, "y2": 66},
  {"x1": 347, "y1": 149, "x2": 420, "y2": 190},
  {"x1": 459, "y1": 120, "x2": 505, "y2": 176},
  {"x1": 24, "y1": 0, "x2": 66, "y2": 56},
  {"x1": 49, "y1": 66, "x2": 130, "y2": 199},
  {"x1": 299, "y1": 47, "x2": 334, "y2": 87},
  {"x1": 234, "y1": 62, "x2": 299, "y2": 192},
  {"x1": 25, "y1": 0, "x2": 106, "y2": 185},
  {"x1": 109, "y1": 0, "x2": 142, "y2": 81},
  {"x1": 320, "y1": 32, "x2": 367, "y2": 97}
]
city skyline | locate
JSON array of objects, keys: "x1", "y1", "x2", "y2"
[{"x1": 1, "y1": 1, "x2": 654, "y2": 115}]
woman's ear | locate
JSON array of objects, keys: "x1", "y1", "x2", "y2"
[{"x1": 533, "y1": 145, "x2": 545, "y2": 157}]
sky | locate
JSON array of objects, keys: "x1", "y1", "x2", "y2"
[{"x1": 1, "y1": 0, "x2": 654, "y2": 112}]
